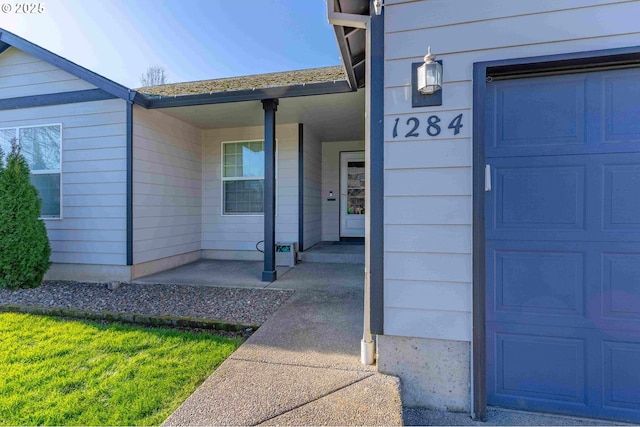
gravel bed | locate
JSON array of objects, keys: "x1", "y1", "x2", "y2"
[{"x1": 0, "y1": 281, "x2": 294, "y2": 326}]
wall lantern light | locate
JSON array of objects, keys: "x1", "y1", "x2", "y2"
[
  {"x1": 417, "y1": 47, "x2": 442, "y2": 95},
  {"x1": 373, "y1": 0, "x2": 383, "y2": 16},
  {"x1": 412, "y1": 46, "x2": 443, "y2": 107}
]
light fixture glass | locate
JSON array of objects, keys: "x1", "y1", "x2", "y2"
[
  {"x1": 373, "y1": 0, "x2": 382, "y2": 15},
  {"x1": 417, "y1": 47, "x2": 443, "y2": 95}
]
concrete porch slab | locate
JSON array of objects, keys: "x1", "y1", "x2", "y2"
[{"x1": 133, "y1": 259, "x2": 292, "y2": 288}]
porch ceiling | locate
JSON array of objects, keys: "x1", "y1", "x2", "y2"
[{"x1": 158, "y1": 89, "x2": 365, "y2": 142}]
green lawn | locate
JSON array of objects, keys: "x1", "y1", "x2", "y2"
[{"x1": 0, "y1": 312, "x2": 241, "y2": 426}]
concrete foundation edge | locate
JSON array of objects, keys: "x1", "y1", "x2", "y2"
[
  {"x1": 45, "y1": 250, "x2": 264, "y2": 282},
  {"x1": 202, "y1": 249, "x2": 262, "y2": 261},
  {"x1": 377, "y1": 335, "x2": 471, "y2": 412},
  {"x1": 44, "y1": 263, "x2": 132, "y2": 282},
  {"x1": 131, "y1": 250, "x2": 202, "y2": 279}
]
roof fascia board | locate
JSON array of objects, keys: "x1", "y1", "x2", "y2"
[
  {"x1": 332, "y1": 26, "x2": 358, "y2": 90},
  {"x1": 132, "y1": 91, "x2": 150, "y2": 107},
  {"x1": 0, "y1": 29, "x2": 137, "y2": 102},
  {"x1": 328, "y1": 11, "x2": 367, "y2": 29},
  {"x1": 145, "y1": 80, "x2": 353, "y2": 108},
  {"x1": 0, "y1": 41, "x2": 10, "y2": 55},
  {"x1": 326, "y1": 0, "x2": 368, "y2": 29},
  {"x1": 0, "y1": 89, "x2": 117, "y2": 110},
  {"x1": 327, "y1": 0, "x2": 369, "y2": 90}
]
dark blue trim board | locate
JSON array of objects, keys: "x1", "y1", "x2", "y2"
[
  {"x1": 0, "y1": 41, "x2": 10, "y2": 55},
  {"x1": 369, "y1": 5, "x2": 384, "y2": 335},
  {"x1": 472, "y1": 61, "x2": 488, "y2": 423},
  {"x1": 0, "y1": 89, "x2": 116, "y2": 110},
  {"x1": 262, "y1": 98, "x2": 278, "y2": 282},
  {"x1": 471, "y1": 44, "x2": 640, "y2": 423},
  {"x1": 0, "y1": 28, "x2": 133, "y2": 102},
  {"x1": 298, "y1": 123, "x2": 304, "y2": 252},
  {"x1": 126, "y1": 101, "x2": 133, "y2": 266}
]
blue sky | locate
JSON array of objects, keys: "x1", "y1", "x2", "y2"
[{"x1": 1, "y1": 0, "x2": 341, "y2": 87}]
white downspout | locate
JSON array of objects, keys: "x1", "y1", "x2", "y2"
[{"x1": 327, "y1": 0, "x2": 375, "y2": 366}]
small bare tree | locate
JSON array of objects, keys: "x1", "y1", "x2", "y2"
[{"x1": 140, "y1": 66, "x2": 169, "y2": 87}]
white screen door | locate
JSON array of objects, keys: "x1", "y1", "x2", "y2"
[{"x1": 340, "y1": 151, "x2": 365, "y2": 238}]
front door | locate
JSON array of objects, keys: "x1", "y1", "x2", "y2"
[{"x1": 340, "y1": 151, "x2": 365, "y2": 238}]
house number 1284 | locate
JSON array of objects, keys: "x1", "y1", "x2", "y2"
[{"x1": 392, "y1": 113, "x2": 463, "y2": 138}]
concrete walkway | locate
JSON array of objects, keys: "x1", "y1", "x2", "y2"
[{"x1": 162, "y1": 262, "x2": 403, "y2": 426}]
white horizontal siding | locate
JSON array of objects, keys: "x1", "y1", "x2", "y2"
[
  {"x1": 385, "y1": 167, "x2": 471, "y2": 196},
  {"x1": 0, "y1": 97, "x2": 128, "y2": 265},
  {"x1": 385, "y1": 1, "x2": 640, "y2": 60},
  {"x1": 132, "y1": 106, "x2": 202, "y2": 264},
  {"x1": 303, "y1": 125, "x2": 322, "y2": 250},
  {"x1": 385, "y1": 280, "x2": 471, "y2": 312},
  {"x1": 0, "y1": 47, "x2": 95, "y2": 98},
  {"x1": 383, "y1": 0, "x2": 640, "y2": 342},
  {"x1": 385, "y1": 308, "x2": 472, "y2": 342},
  {"x1": 385, "y1": 33, "x2": 640, "y2": 88},
  {"x1": 201, "y1": 123, "x2": 299, "y2": 254},
  {"x1": 385, "y1": 225, "x2": 472, "y2": 254},
  {"x1": 385, "y1": 0, "x2": 628, "y2": 33}
]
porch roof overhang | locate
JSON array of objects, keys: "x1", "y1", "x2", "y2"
[
  {"x1": 156, "y1": 88, "x2": 365, "y2": 142},
  {"x1": 134, "y1": 66, "x2": 355, "y2": 108},
  {"x1": 140, "y1": 79, "x2": 353, "y2": 108}
]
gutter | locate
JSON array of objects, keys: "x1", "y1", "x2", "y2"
[
  {"x1": 327, "y1": 0, "x2": 375, "y2": 366},
  {"x1": 139, "y1": 80, "x2": 353, "y2": 109}
]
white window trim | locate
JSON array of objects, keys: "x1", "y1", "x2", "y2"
[
  {"x1": 220, "y1": 139, "x2": 278, "y2": 217},
  {"x1": 0, "y1": 123, "x2": 63, "y2": 220}
]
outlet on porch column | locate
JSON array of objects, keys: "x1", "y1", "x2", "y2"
[{"x1": 327, "y1": 190, "x2": 336, "y2": 201}]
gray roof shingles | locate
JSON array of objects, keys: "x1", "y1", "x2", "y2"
[{"x1": 137, "y1": 66, "x2": 346, "y2": 97}]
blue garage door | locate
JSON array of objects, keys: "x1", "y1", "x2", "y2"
[{"x1": 485, "y1": 68, "x2": 640, "y2": 423}]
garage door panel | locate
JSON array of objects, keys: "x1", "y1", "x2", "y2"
[
  {"x1": 492, "y1": 248, "x2": 584, "y2": 315},
  {"x1": 487, "y1": 325, "x2": 591, "y2": 407},
  {"x1": 495, "y1": 332, "x2": 586, "y2": 402},
  {"x1": 605, "y1": 74, "x2": 640, "y2": 144},
  {"x1": 487, "y1": 68, "x2": 640, "y2": 158},
  {"x1": 603, "y1": 164, "x2": 640, "y2": 230},
  {"x1": 601, "y1": 252, "x2": 640, "y2": 323},
  {"x1": 494, "y1": 165, "x2": 585, "y2": 230},
  {"x1": 488, "y1": 154, "x2": 640, "y2": 242},
  {"x1": 602, "y1": 340, "x2": 640, "y2": 411},
  {"x1": 494, "y1": 77, "x2": 585, "y2": 148},
  {"x1": 488, "y1": 241, "x2": 640, "y2": 331},
  {"x1": 487, "y1": 240, "x2": 591, "y2": 328}
]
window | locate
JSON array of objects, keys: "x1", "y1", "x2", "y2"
[
  {"x1": 222, "y1": 140, "x2": 268, "y2": 215},
  {"x1": 0, "y1": 124, "x2": 62, "y2": 219}
]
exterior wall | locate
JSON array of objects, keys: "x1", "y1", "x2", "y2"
[
  {"x1": 380, "y1": 0, "x2": 640, "y2": 410},
  {"x1": 132, "y1": 106, "x2": 202, "y2": 268},
  {"x1": 0, "y1": 99, "x2": 128, "y2": 266},
  {"x1": 302, "y1": 125, "x2": 322, "y2": 250},
  {"x1": 321, "y1": 140, "x2": 365, "y2": 241},
  {"x1": 0, "y1": 47, "x2": 96, "y2": 98},
  {"x1": 201, "y1": 123, "x2": 299, "y2": 255}
]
